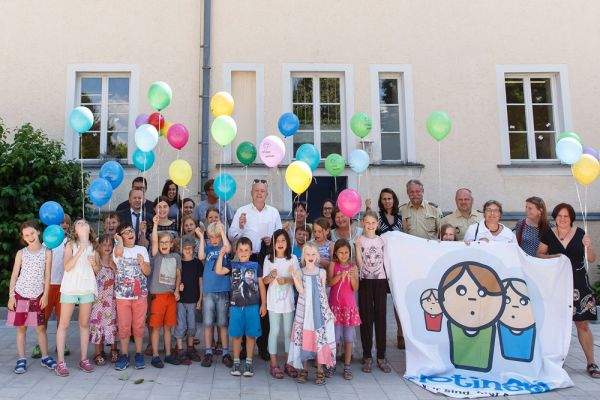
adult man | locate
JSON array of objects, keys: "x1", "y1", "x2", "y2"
[
  {"x1": 440, "y1": 188, "x2": 483, "y2": 241},
  {"x1": 117, "y1": 189, "x2": 150, "y2": 247},
  {"x1": 400, "y1": 179, "x2": 442, "y2": 240},
  {"x1": 116, "y1": 177, "x2": 154, "y2": 219},
  {"x1": 194, "y1": 178, "x2": 234, "y2": 226},
  {"x1": 228, "y1": 179, "x2": 281, "y2": 361}
]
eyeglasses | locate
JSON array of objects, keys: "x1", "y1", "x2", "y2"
[
  {"x1": 484, "y1": 208, "x2": 501, "y2": 214},
  {"x1": 119, "y1": 228, "x2": 135, "y2": 235},
  {"x1": 253, "y1": 179, "x2": 267, "y2": 184}
]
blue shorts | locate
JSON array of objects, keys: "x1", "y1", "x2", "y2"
[
  {"x1": 202, "y1": 292, "x2": 230, "y2": 327},
  {"x1": 228, "y1": 305, "x2": 261, "y2": 338}
]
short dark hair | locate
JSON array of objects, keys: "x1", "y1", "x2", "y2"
[
  {"x1": 182, "y1": 197, "x2": 195, "y2": 207},
  {"x1": 293, "y1": 201, "x2": 308, "y2": 214},
  {"x1": 551, "y1": 203, "x2": 576, "y2": 226},
  {"x1": 154, "y1": 195, "x2": 171, "y2": 209},
  {"x1": 483, "y1": 200, "x2": 503, "y2": 215},
  {"x1": 132, "y1": 177, "x2": 147, "y2": 188},
  {"x1": 103, "y1": 211, "x2": 120, "y2": 223},
  {"x1": 205, "y1": 206, "x2": 220, "y2": 220},
  {"x1": 236, "y1": 237, "x2": 253, "y2": 250},
  {"x1": 320, "y1": 199, "x2": 334, "y2": 216},
  {"x1": 204, "y1": 178, "x2": 215, "y2": 193},
  {"x1": 117, "y1": 222, "x2": 133, "y2": 234}
]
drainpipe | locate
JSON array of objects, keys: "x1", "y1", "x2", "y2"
[{"x1": 199, "y1": 0, "x2": 211, "y2": 200}]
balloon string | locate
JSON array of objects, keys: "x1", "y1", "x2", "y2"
[
  {"x1": 244, "y1": 166, "x2": 248, "y2": 204},
  {"x1": 96, "y1": 207, "x2": 100, "y2": 237},
  {"x1": 438, "y1": 141, "x2": 442, "y2": 205},
  {"x1": 357, "y1": 174, "x2": 361, "y2": 221},
  {"x1": 572, "y1": 171, "x2": 588, "y2": 271},
  {"x1": 334, "y1": 176, "x2": 338, "y2": 197},
  {"x1": 180, "y1": 186, "x2": 184, "y2": 249},
  {"x1": 219, "y1": 147, "x2": 223, "y2": 221},
  {"x1": 584, "y1": 184, "x2": 589, "y2": 271}
]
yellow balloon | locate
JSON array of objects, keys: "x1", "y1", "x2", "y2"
[
  {"x1": 573, "y1": 154, "x2": 600, "y2": 185},
  {"x1": 285, "y1": 161, "x2": 312, "y2": 194},
  {"x1": 169, "y1": 159, "x2": 193, "y2": 188},
  {"x1": 210, "y1": 91, "x2": 234, "y2": 117},
  {"x1": 161, "y1": 121, "x2": 173, "y2": 137}
]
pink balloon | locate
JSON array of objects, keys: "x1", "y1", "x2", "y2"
[
  {"x1": 135, "y1": 113, "x2": 149, "y2": 128},
  {"x1": 337, "y1": 189, "x2": 362, "y2": 218},
  {"x1": 259, "y1": 135, "x2": 285, "y2": 167},
  {"x1": 167, "y1": 123, "x2": 189, "y2": 150}
]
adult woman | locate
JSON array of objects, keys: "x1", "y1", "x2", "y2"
[
  {"x1": 537, "y1": 203, "x2": 599, "y2": 378},
  {"x1": 320, "y1": 199, "x2": 335, "y2": 229},
  {"x1": 514, "y1": 196, "x2": 550, "y2": 256},
  {"x1": 284, "y1": 201, "x2": 312, "y2": 240},
  {"x1": 330, "y1": 208, "x2": 362, "y2": 265},
  {"x1": 148, "y1": 196, "x2": 179, "y2": 243},
  {"x1": 366, "y1": 188, "x2": 403, "y2": 234},
  {"x1": 464, "y1": 200, "x2": 516, "y2": 243},
  {"x1": 182, "y1": 198, "x2": 195, "y2": 219},
  {"x1": 161, "y1": 180, "x2": 181, "y2": 220}
]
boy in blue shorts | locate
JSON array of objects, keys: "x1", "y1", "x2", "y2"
[{"x1": 216, "y1": 237, "x2": 267, "y2": 377}]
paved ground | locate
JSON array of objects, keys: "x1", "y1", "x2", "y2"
[{"x1": 0, "y1": 299, "x2": 600, "y2": 400}]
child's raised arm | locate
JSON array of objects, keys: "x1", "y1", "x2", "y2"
[
  {"x1": 215, "y1": 246, "x2": 231, "y2": 275},
  {"x1": 197, "y1": 228, "x2": 206, "y2": 261},
  {"x1": 354, "y1": 236, "x2": 363, "y2": 269},
  {"x1": 218, "y1": 222, "x2": 231, "y2": 250},
  {"x1": 113, "y1": 233, "x2": 124, "y2": 258},
  {"x1": 151, "y1": 215, "x2": 160, "y2": 257},
  {"x1": 7, "y1": 250, "x2": 23, "y2": 311},
  {"x1": 288, "y1": 265, "x2": 303, "y2": 294}
]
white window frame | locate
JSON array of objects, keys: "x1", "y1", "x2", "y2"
[
  {"x1": 369, "y1": 65, "x2": 415, "y2": 163},
  {"x1": 64, "y1": 64, "x2": 140, "y2": 163},
  {"x1": 496, "y1": 65, "x2": 572, "y2": 165}
]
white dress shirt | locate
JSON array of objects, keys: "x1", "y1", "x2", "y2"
[
  {"x1": 464, "y1": 220, "x2": 516, "y2": 243},
  {"x1": 229, "y1": 203, "x2": 282, "y2": 253}
]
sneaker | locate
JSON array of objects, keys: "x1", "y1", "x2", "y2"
[
  {"x1": 201, "y1": 353, "x2": 213, "y2": 368},
  {"x1": 14, "y1": 358, "x2": 27, "y2": 374},
  {"x1": 243, "y1": 362, "x2": 255, "y2": 377},
  {"x1": 55, "y1": 361, "x2": 69, "y2": 377},
  {"x1": 31, "y1": 345, "x2": 41, "y2": 359},
  {"x1": 134, "y1": 353, "x2": 145, "y2": 369},
  {"x1": 187, "y1": 347, "x2": 202, "y2": 363},
  {"x1": 79, "y1": 359, "x2": 94, "y2": 373},
  {"x1": 151, "y1": 356, "x2": 164, "y2": 368},
  {"x1": 41, "y1": 356, "x2": 57, "y2": 370},
  {"x1": 115, "y1": 354, "x2": 130, "y2": 371},
  {"x1": 64, "y1": 345, "x2": 71, "y2": 356},
  {"x1": 164, "y1": 354, "x2": 181, "y2": 366},
  {"x1": 222, "y1": 354, "x2": 233, "y2": 368},
  {"x1": 230, "y1": 362, "x2": 242, "y2": 376}
]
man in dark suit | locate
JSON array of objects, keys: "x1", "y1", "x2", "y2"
[
  {"x1": 116, "y1": 177, "x2": 154, "y2": 219},
  {"x1": 117, "y1": 188, "x2": 150, "y2": 247}
]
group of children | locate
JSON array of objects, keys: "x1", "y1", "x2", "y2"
[{"x1": 7, "y1": 200, "x2": 395, "y2": 386}]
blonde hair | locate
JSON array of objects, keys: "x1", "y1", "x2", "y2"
[
  {"x1": 301, "y1": 242, "x2": 320, "y2": 266},
  {"x1": 206, "y1": 222, "x2": 220, "y2": 237},
  {"x1": 157, "y1": 232, "x2": 173, "y2": 242}
]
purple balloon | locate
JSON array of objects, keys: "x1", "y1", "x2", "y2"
[
  {"x1": 135, "y1": 113, "x2": 149, "y2": 128},
  {"x1": 582, "y1": 146, "x2": 599, "y2": 161}
]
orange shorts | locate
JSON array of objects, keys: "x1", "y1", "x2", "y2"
[{"x1": 149, "y1": 293, "x2": 177, "y2": 327}]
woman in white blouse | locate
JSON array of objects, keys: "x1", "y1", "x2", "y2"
[{"x1": 464, "y1": 200, "x2": 516, "y2": 243}]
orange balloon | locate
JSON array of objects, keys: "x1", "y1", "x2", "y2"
[{"x1": 160, "y1": 121, "x2": 173, "y2": 137}]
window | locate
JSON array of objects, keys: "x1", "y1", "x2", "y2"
[
  {"x1": 504, "y1": 75, "x2": 558, "y2": 160},
  {"x1": 77, "y1": 73, "x2": 130, "y2": 160},
  {"x1": 292, "y1": 74, "x2": 343, "y2": 158},
  {"x1": 378, "y1": 74, "x2": 403, "y2": 160}
]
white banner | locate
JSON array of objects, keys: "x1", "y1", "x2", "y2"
[{"x1": 383, "y1": 232, "x2": 574, "y2": 398}]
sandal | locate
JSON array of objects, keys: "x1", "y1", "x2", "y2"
[
  {"x1": 111, "y1": 350, "x2": 119, "y2": 363},
  {"x1": 587, "y1": 363, "x2": 600, "y2": 378},
  {"x1": 284, "y1": 363, "x2": 298, "y2": 378},
  {"x1": 377, "y1": 359, "x2": 392, "y2": 373},
  {"x1": 315, "y1": 370, "x2": 326, "y2": 385},
  {"x1": 270, "y1": 364, "x2": 284, "y2": 379},
  {"x1": 323, "y1": 365, "x2": 335, "y2": 378},
  {"x1": 93, "y1": 352, "x2": 106, "y2": 366},
  {"x1": 362, "y1": 358, "x2": 372, "y2": 373},
  {"x1": 297, "y1": 369, "x2": 308, "y2": 384},
  {"x1": 343, "y1": 364, "x2": 353, "y2": 380}
]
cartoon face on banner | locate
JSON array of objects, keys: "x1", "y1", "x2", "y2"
[
  {"x1": 420, "y1": 289, "x2": 443, "y2": 332},
  {"x1": 498, "y1": 279, "x2": 536, "y2": 362}
]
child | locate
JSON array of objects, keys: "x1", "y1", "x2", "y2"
[
  {"x1": 288, "y1": 243, "x2": 336, "y2": 385},
  {"x1": 215, "y1": 237, "x2": 267, "y2": 377},
  {"x1": 113, "y1": 222, "x2": 151, "y2": 371},
  {"x1": 7, "y1": 221, "x2": 56, "y2": 374},
  {"x1": 89, "y1": 234, "x2": 119, "y2": 365},
  {"x1": 203, "y1": 208, "x2": 224, "y2": 353},
  {"x1": 149, "y1": 214, "x2": 182, "y2": 368},
  {"x1": 182, "y1": 216, "x2": 203, "y2": 258},
  {"x1": 292, "y1": 225, "x2": 311, "y2": 261},
  {"x1": 55, "y1": 219, "x2": 99, "y2": 377},
  {"x1": 103, "y1": 212, "x2": 120, "y2": 236},
  {"x1": 311, "y1": 218, "x2": 333, "y2": 270},
  {"x1": 262, "y1": 229, "x2": 299, "y2": 379},
  {"x1": 354, "y1": 211, "x2": 391, "y2": 374},
  {"x1": 439, "y1": 223, "x2": 457, "y2": 241},
  {"x1": 328, "y1": 239, "x2": 361, "y2": 380},
  {"x1": 174, "y1": 234, "x2": 203, "y2": 364},
  {"x1": 198, "y1": 221, "x2": 232, "y2": 367}
]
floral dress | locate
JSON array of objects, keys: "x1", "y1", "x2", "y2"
[
  {"x1": 89, "y1": 260, "x2": 118, "y2": 345},
  {"x1": 328, "y1": 262, "x2": 361, "y2": 327}
]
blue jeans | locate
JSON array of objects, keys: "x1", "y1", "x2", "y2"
[{"x1": 202, "y1": 292, "x2": 229, "y2": 327}]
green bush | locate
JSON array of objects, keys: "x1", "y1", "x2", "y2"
[{"x1": 0, "y1": 120, "x2": 88, "y2": 303}]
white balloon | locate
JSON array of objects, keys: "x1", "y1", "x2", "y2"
[{"x1": 134, "y1": 124, "x2": 159, "y2": 152}]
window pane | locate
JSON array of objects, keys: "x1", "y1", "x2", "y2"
[
  {"x1": 509, "y1": 132, "x2": 528, "y2": 159},
  {"x1": 535, "y1": 132, "x2": 556, "y2": 159},
  {"x1": 505, "y1": 79, "x2": 524, "y2": 103},
  {"x1": 108, "y1": 132, "x2": 128, "y2": 159},
  {"x1": 81, "y1": 78, "x2": 102, "y2": 104},
  {"x1": 320, "y1": 105, "x2": 341, "y2": 130},
  {"x1": 507, "y1": 105, "x2": 526, "y2": 131},
  {"x1": 382, "y1": 131, "x2": 401, "y2": 160},
  {"x1": 108, "y1": 78, "x2": 129, "y2": 103},
  {"x1": 91, "y1": 112, "x2": 101, "y2": 132},
  {"x1": 321, "y1": 131, "x2": 341, "y2": 158},
  {"x1": 80, "y1": 131, "x2": 100, "y2": 159},
  {"x1": 533, "y1": 105, "x2": 554, "y2": 131},
  {"x1": 292, "y1": 78, "x2": 312, "y2": 103},
  {"x1": 380, "y1": 105, "x2": 400, "y2": 132},
  {"x1": 531, "y1": 78, "x2": 552, "y2": 103},
  {"x1": 319, "y1": 78, "x2": 340, "y2": 103},
  {"x1": 293, "y1": 104, "x2": 313, "y2": 131},
  {"x1": 379, "y1": 79, "x2": 399, "y2": 105},
  {"x1": 293, "y1": 131, "x2": 315, "y2": 156}
]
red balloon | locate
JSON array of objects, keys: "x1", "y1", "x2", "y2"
[{"x1": 148, "y1": 112, "x2": 165, "y2": 131}]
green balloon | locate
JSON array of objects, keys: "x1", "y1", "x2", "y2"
[
  {"x1": 236, "y1": 141, "x2": 257, "y2": 166},
  {"x1": 211, "y1": 115, "x2": 237, "y2": 146},
  {"x1": 426, "y1": 111, "x2": 452, "y2": 141},
  {"x1": 556, "y1": 131, "x2": 582, "y2": 144},
  {"x1": 147, "y1": 81, "x2": 172, "y2": 111},
  {"x1": 350, "y1": 112, "x2": 372, "y2": 139},
  {"x1": 325, "y1": 153, "x2": 345, "y2": 176}
]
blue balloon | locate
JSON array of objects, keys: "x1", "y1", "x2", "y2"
[
  {"x1": 99, "y1": 161, "x2": 124, "y2": 189},
  {"x1": 213, "y1": 173, "x2": 237, "y2": 201},
  {"x1": 69, "y1": 106, "x2": 94, "y2": 134},
  {"x1": 133, "y1": 149, "x2": 155, "y2": 172},
  {"x1": 39, "y1": 201, "x2": 64, "y2": 226},
  {"x1": 296, "y1": 144, "x2": 320, "y2": 171},
  {"x1": 43, "y1": 225, "x2": 65, "y2": 250},
  {"x1": 556, "y1": 137, "x2": 583, "y2": 165},
  {"x1": 88, "y1": 178, "x2": 113, "y2": 207},
  {"x1": 278, "y1": 112, "x2": 300, "y2": 137},
  {"x1": 349, "y1": 149, "x2": 370, "y2": 174}
]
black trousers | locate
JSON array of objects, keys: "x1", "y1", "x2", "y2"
[
  {"x1": 243, "y1": 250, "x2": 269, "y2": 355},
  {"x1": 358, "y1": 279, "x2": 388, "y2": 359}
]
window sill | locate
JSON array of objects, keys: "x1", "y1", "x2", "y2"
[
  {"x1": 216, "y1": 161, "x2": 424, "y2": 169},
  {"x1": 79, "y1": 161, "x2": 137, "y2": 170},
  {"x1": 497, "y1": 162, "x2": 571, "y2": 176}
]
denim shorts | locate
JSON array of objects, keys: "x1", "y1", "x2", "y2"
[
  {"x1": 60, "y1": 293, "x2": 95, "y2": 304},
  {"x1": 228, "y1": 305, "x2": 261, "y2": 338},
  {"x1": 202, "y1": 291, "x2": 230, "y2": 327}
]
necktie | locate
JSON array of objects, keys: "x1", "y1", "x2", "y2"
[{"x1": 133, "y1": 211, "x2": 140, "y2": 239}]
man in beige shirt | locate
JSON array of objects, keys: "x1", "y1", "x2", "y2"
[
  {"x1": 400, "y1": 179, "x2": 442, "y2": 240},
  {"x1": 440, "y1": 188, "x2": 483, "y2": 241}
]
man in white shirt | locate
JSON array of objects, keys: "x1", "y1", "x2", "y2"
[{"x1": 117, "y1": 189, "x2": 150, "y2": 247}]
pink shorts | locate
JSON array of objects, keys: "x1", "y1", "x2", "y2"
[{"x1": 116, "y1": 297, "x2": 148, "y2": 340}]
